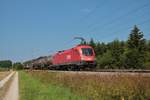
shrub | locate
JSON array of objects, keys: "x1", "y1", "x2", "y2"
[{"x1": 13, "y1": 62, "x2": 23, "y2": 70}]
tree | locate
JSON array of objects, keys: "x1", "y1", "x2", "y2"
[
  {"x1": 144, "y1": 40, "x2": 150, "y2": 69},
  {"x1": 89, "y1": 38, "x2": 96, "y2": 49},
  {"x1": 125, "y1": 25, "x2": 146, "y2": 69},
  {"x1": 0, "y1": 60, "x2": 12, "y2": 69},
  {"x1": 13, "y1": 62, "x2": 23, "y2": 70},
  {"x1": 80, "y1": 41, "x2": 87, "y2": 45},
  {"x1": 95, "y1": 42, "x2": 107, "y2": 56},
  {"x1": 109, "y1": 39, "x2": 125, "y2": 68},
  {"x1": 96, "y1": 50, "x2": 113, "y2": 69},
  {"x1": 96, "y1": 40, "x2": 125, "y2": 69},
  {"x1": 127, "y1": 25, "x2": 146, "y2": 52}
]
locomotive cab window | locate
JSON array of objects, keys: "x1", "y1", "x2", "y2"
[{"x1": 81, "y1": 48, "x2": 93, "y2": 56}]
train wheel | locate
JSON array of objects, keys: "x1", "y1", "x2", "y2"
[
  {"x1": 74, "y1": 66, "x2": 80, "y2": 71},
  {"x1": 67, "y1": 67, "x2": 72, "y2": 71}
]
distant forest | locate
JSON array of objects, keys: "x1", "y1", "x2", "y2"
[{"x1": 81, "y1": 25, "x2": 150, "y2": 69}]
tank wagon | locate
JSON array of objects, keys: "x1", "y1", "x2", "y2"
[
  {"x1": 24, "y1": 56, "x2": 52, "y2": 69},
  {"x1": 49, "y1": 45, "x2": 96, "y2": 70}
]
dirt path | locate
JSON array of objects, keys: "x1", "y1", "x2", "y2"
[
  {"x1": 0, "y1": 72, "x2": 11, "y2": 81},
  {"x1": 3, "y1": 72, "x2": 19, "y2": 100},
  {"x1": 0, "y1": 72, "x2": 15, "y2": 89}
]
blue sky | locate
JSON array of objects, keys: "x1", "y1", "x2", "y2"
[{"x1": 0, "y1": 0, "x2": 150, "y2": 62}]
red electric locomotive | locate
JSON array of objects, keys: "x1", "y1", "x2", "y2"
[{"x1": 51, "y1": 45, "x2": 96, "y2": 70}]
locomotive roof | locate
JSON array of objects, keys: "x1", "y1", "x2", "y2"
[{"x1": 56, "y1": 45, "x2": 92, "y2": 54}]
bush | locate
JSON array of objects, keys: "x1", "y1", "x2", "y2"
[
  {"x1": 96, "y1": 51, "x2": 113, "y2": 69},
  {"x1": 13, "y1": 62, "x2": 23, "y2": 70},
  {"x1": 124, "y1": 49, "x2": 145, "y2": 69},
  {"x1": 143, "y1": 62, "x2": 150, "y2": 69}
]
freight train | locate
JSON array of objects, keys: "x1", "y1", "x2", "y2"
[
  {"x1": 24, "y1": 45, "x2": 96, "y2": 70},
  {"x1": 23, "y1": 56, "x2": 52, "y2": 69}
]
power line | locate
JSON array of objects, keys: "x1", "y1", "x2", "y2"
[
  {"x1": 101, "y1": 18, "x2": 150, "y2": 40},
  {"x1": 86, "y1": 1, "x2": 134, "y2": 29},
  {"x1": 78, "y1": 0, "x2": 107, "y2": 22},
  {"x1": 94, "y1": 10, "x2": 150, "y2": 35},
  {"x1": 87, "y1": 1, "x2": 150, "y2": 33},
  {"x1": 117, "y1": 18, "x2": 150, "y2": 34}
]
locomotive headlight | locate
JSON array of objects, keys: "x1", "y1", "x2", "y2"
[{"x1": 81, "y1": 56, "x2": 84, "y2": 60}]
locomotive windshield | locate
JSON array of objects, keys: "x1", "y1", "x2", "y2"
[{"x1": 81, "y1": 48, "x2": 93, "y2": 56}]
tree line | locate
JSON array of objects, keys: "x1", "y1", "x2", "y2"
[
  {"x1": 0, "y1": 60, "x2": 23, "y2": 70},
  {"x1": 81, "y1": 25, "x2": 150, "y2": 69},
  {"x1": 0, "y1": 60, "x2": 12, "y2": 70}
]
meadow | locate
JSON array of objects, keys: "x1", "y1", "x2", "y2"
[
  {"x1": 25, "y1": 70, "x2": 150, "y2": 100},
  {"x1": 19, "y1": 71, "x2": 85, "y2": 100}
]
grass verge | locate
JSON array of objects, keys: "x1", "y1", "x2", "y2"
[{"x1": 19, "y1": 71, "x2": 85, "y2": 100}]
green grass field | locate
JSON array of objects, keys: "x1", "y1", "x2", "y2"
[
  {"x1": 19, "y1": 71, "x2": 85, "y2": 100},
  {"x1": 25, "y1": 71, "x2": 150, "y2": 100}
]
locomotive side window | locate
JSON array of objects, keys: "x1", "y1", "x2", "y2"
[{"x1": 81, "y1": 48, "x2": 93, "y2": 56}]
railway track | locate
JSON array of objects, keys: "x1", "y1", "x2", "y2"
[
  {"x1": 46, "y1": 69, "x2": 150, "y2": 77},
  {"x1": 28, "y1": 69, "x2": 150, "y2": 73},
  {"x1": 27, "y1": 69, "x2": 150, "y2": 77},
  {"x1": 48, "y1": 69, "x2": 150, "y2": 73},
  {"x1": 91, "y1": 69, "x2": 150, "y2": 73}
]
